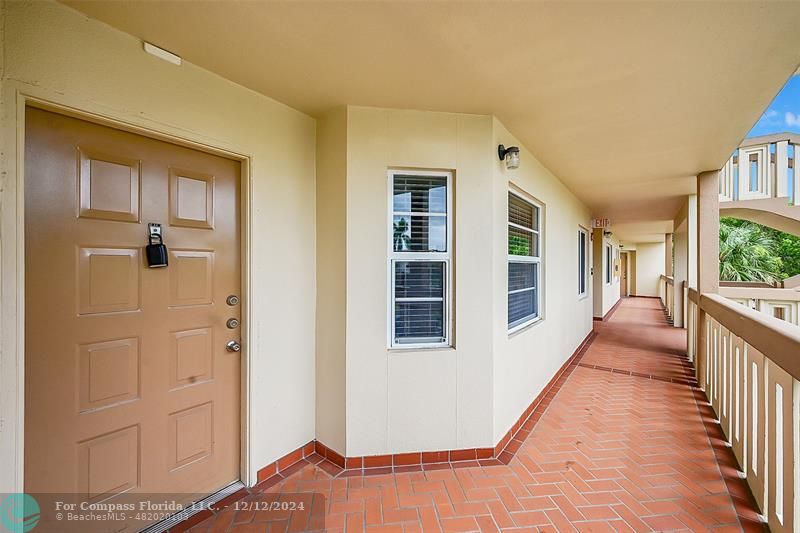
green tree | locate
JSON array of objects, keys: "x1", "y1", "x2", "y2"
[
  {"x1": 719, "y1": 218, "x2": 784, "y2": 283},
  {"x1": 775, "y1": 232, "x2": 800, "y2": 277},
  {"x1": 393, "y1": 218, "x2": 411, "y2": 251},
  {"x1": 508, "y1": 234, "x2": 531, "y2": 256}
]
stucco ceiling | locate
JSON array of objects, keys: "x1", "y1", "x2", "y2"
[{"x1": 62, "y1": 1, "x2": 800, "y2": 243}]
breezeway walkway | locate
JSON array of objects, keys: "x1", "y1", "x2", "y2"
[{"x1": 185, "y1": 298, "x2": 762, "y2": 532}]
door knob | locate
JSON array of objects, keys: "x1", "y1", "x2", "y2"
[
  {"x1": 226, "y1": 318, "x2": 240, "y2": 329},
  {"x1": 226, "y1": 340, "x2": 241, "y2": 352}
]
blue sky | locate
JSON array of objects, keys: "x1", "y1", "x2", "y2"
[{"x1": 747, "y1": 74, "x2": 800, "y2": 138}]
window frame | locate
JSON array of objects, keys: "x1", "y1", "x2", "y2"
[
  {"x1": 507, "y1": 188, "x2": 543, "y2": 334},
  {"x1": 614, "y1": 247, "x2": 620, "y2": 282},
  {"x1": 387, "y1": 169, "x2": 453, "y2": 350},
  {"x1": 604, "y1": 243, "x2": 612, "y2": 285},
  {"x1": 578, "y1": 226, "x2": 589, "y2": 299}
]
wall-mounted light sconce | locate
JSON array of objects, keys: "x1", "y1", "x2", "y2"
[{"x1": 498, "y1": 144, "x2": 520, "y2": 170}]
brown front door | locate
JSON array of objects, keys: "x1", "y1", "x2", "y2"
[
  {"x1": 24, "y1": 107, "x2": 241, "y2": 525},
  {"x1": 620, "y1": 252, "x2": 628, "y2": 296}
]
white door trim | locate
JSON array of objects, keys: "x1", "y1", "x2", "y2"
[{"x1": 1, "y1": 87, "x2": 254, "y2": 492}]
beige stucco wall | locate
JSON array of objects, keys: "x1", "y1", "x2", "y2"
[
  {"x1": 491, "y1": 119, "x2": 594, "y2": 442},
  {"x1": 591, "y1": 229, "x2": 622, "y2": 317},
  {"x1": 315, "y1": 108, "x2": 348, "y2": 452},
  {"x1": 319, "y1": 108, "x2": 594, "y2": 455},
  {"x1": 0, "y1": 0, "x2": 316, "y2": 489},
  {"x1": 344, "y1": 107, "x2": 496, "y2": 455},
  {"x1": 635, "y1": 242, "x2": 667, "y2": 297},
  {"x1": 603, "y1": 237, "x2": 623, "y2": 316}
]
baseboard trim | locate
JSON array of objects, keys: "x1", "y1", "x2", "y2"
[
  {"x1": 593, "y1": 297, "x2": 623, "y2": 322},
  {"x1": 255, "y1": 328, "x2": 599, "y2": 482}
]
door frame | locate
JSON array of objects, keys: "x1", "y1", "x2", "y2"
[
  {"x1": 620, "y1": 251, "x2": 631, "y2": 297},
  {"x1": 2, "y1": 89, "x2": 255, "y2": 493}
]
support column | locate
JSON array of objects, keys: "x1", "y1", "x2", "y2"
[
  {"x1": 664, "y1": 233, "x2": 673, "y2": 277},
  {"x1": 592, "y1": 228, "x2": 604, "y2": 319},
  {"x1": 686, "y1": 195, "x2": 698, "y2": 359},
  {"x1": 672, "y1": 195, "x2": 695, "y2": 329},
  {"x1": 687, "y1": 195, "x2": 697, "y2": 289},
  {"x1": 673, "y1": 229, "x2": 687, "y2": 328},
  {"x1": 697, "y1": 172, "x2": 720, "y2": 294},
  {"x1": 695, "y1": 171, "x2": 720, "y2": 388}
]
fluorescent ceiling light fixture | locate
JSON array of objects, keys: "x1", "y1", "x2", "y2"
[{"x1": 143, "y1": 42, "x2": 182, "y2": 65}]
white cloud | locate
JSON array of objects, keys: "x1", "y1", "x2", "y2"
[
  {"x1": 766, "y1": 109, "x2": 779, "y2": 118},
  {"x1": 786, "y1": 111, "x2": 800, "y2": 127}
]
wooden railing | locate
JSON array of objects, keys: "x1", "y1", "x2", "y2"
[
  {"x1": 659, "y1": 275, "x2": 674, "y2": 320},
  {"x1": 687, "y1": 287, "x2": 800, "y2": 531},
  {"x1": 720, "y1": 286, "x2": 800, "y2": 326},
  {"x1": 719, "y1": 134, "x2": 799, "y2": 205}
]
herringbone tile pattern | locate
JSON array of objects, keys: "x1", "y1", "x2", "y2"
[{"x1": 187, "y1": 298, "x2": 761, "y2": 532}]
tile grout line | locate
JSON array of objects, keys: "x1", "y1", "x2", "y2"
[{"x1": 577, "y1": 362, "x2": 699, "y2": 386}]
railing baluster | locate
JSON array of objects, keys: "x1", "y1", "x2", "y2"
[
  {"x1": 687, "y1": 302, "x2": 692, "y2": 355},
  {"x1": 748, "y1": 346, "x2": 767, "y2": 512},
  {"x1": 732, "y1": 334, "x2": 746, "y2": 470},
  {"x1": 720, "y1": 326, "x2": 731, "y2": 439},
  {"x1": 706, "y1": 318, "x2": 712, "y2": 394},
  {"x1": 767, "y1": 359, "x2": 795, "y2": 532},
  {"x1": 793, "y1": 378, "x2": 799, "y2": 528},
  {"x1": 712, "y1": 320, "x2": 720, "y2": 414}
]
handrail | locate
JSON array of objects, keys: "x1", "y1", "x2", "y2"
[
  {"x1": 719, "y1": 286, "x2": 800, "y2": 302},
  {"x1": 720, "y1": 280, "x2": 779, "y2": 289},
  {"x1": 739, "y1": 132, "x2": 800, "y2": 148},
  {"x1": 698, "y1": 292, "x2": 800, "y2": 380},
  {"x1": 687, "y1": 286, "x2": 698, "y2": 304}
]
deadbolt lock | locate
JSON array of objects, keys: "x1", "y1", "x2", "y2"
[
  {"x1": 226, "y1": 295, "x2": 240, "y2": 306},
  {"x1": 226, "y1": 340, "x2": 241, "y2": 352},
  {"x1": 226, "y1": 318, "x2": 240, "y2": 329}
]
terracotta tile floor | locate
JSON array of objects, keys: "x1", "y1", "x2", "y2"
[{"x1": 186, "y1": 297, "x2": 763, "y2": 532}]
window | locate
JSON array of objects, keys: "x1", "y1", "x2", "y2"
[
  {"x1": 614, "y1": 247, "x2": 620, "y2": 281},
  {"x1": 604, "y1": 243, "x2": 612, "y2": 284},
  {"x1": 578, "y1": 227, "x2": 588, "y2": 297},
  {"x1": 508, "y1": 190, "x2": 541, "y2": 331},
  {"x1": 389, "y1": 170, "x2": 451, "y2": 348}
]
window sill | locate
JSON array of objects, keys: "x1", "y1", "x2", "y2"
[
  {"x1": 578, "y1": 293, "x2": 589, "y2": 301},
  {"x1": 388, "y1": 345, "x2": 455, "y2": 354},
  {"x1": 508, "y1": 316, "x2": 543, "y2": 337}
]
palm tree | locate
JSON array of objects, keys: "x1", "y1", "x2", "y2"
[
  {"x1": 719, "y1": 218, "x2": 783, "y2": 284},
  {"x1": 393, "y1": 218, "x2": 411, "y2": 251}
]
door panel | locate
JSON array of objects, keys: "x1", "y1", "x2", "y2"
[
  {"x1": 620, "y1": 253, "x2": 628, "y2": 296},
  {"x1": 24, "y1": 107, "x2": 241, "y2": 528}
]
